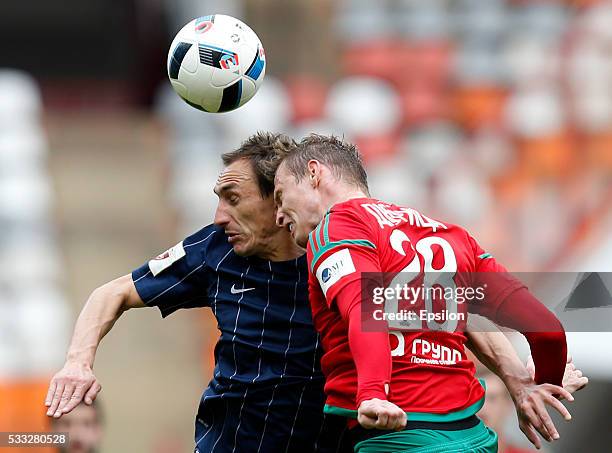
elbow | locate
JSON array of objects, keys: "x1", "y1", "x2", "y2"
[{"x1": 92, "y1": 276, "x2": 132, "y2": 315}]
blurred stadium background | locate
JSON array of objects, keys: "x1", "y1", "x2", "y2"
[{"x1": 0, "y1": 0, "x2": 611, "y2": 452}]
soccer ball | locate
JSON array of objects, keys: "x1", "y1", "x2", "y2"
[{"x1": 167, "y1": 15, "x2": 266, "y2": 113}]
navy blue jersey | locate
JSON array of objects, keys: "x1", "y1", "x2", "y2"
[{"x1": 131, "y1": 225, "x2": 349, "y2": 453}]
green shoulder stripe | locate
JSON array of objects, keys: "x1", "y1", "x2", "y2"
[
  {"x1": 323, "y1": 211, "x2": 330, "y2": 245},
  {"x1": 308, "y1": 231, "x2": 318, "y2": 254},
  {"x1": 479, "y1": 252, "x2": 493, "y2": 259},
  {"x1": 314, "y1": 222, "x2": 323, "y2": 251},
  {"x1": 310, "y1": 239, "x2": 376, "y2": 271}
]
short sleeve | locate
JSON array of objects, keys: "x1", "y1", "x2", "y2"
[{"x1": 132, "y1": 226, "x2": 215, "y2": 317}]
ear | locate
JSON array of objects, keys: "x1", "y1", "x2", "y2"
[{"x1": 307, "y1": 160, "x2": 321, "y2": 187}]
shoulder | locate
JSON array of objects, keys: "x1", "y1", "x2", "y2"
[
  {"x1": 329, "y1": 197, "x2": 377, "y2": 223},
  {"x1": 319, "y1": 198, "x2": 381, "y2": 238},
  {"x1": 183, "y1": 224, "x2": 222, "y2": 248},
  {"x1": 185, "y1": 224, "x2": 235, "y2": 267},
  {"x1": 308, "y1": 199, "x2": 379, "y2": 272},
  {"x1": 178, "y1": 224, "x2": 236, "y2": 269}
]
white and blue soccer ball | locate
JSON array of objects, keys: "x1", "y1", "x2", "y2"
[{"x1": 167, "y1": 14, "x2": 266, "y2": 113}]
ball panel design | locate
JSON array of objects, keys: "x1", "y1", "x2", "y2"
[
  {"x1": 245, "y1": 46, "x2": 265, "y2": 81},
  {"x1": 169, "y1": 79, "x2": 188, "y2": 98},
  {"x1": 218, "y1": 80, "x2": 243, "y2": 112},
  {"x1": 179, "y1": 95, "x2": 209, "y2": 112},
  {"x1": 237, "y1": 77, "x2": 257, "y2": 107},
  {"x1": 168, "y1": 42, "x2": 193, "y2": 79}
]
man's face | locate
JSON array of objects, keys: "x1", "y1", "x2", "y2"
[
  {"x1": 274, "y1": 162, "x2": 324, "y2": 248},
  {"x1": 53, "y1": 404, "x2": 102, "y2": 453},
  {"x1": 214, "y1": 159, "x2": 280, "y2": 256}
]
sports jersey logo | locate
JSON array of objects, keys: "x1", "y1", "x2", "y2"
[
  {"x1": 230, "y1": 284, "x2": 255, "y2": 294},
  {"x1": 316, "y1": 248, "x2": 356, "y2": 296},
  {"x1": 154, "y1": 251, "x2": 170, "y2": 260},
  {"x1": 149, "y1": 241, "x2": 186, "y2": 276},
  {"x1": 321, "y1": 268, "x2": 332, "y2": 283}
]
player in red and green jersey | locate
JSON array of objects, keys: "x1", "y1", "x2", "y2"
[{"x1": 273, "y1": 134, "x2": 574, "y2": 453}]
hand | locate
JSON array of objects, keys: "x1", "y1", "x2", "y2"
[
  {"x1": 512, "y1": 382, "x2": 574, "y2": 450},
  {"x1": 526, "y1": 354, "x2": 589, "y2": 396},
  {"x1": 561, "y1": 356, "x2": 588, "y2": 394},
  {"x1": 357, "y1": 398, "x2": 407, "y2": 431},
  {"x1": 45, "y1": 362, "x2": 101, "y2": 418}
]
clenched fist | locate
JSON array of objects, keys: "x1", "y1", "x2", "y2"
[{"x1": 357, "y1": 398, "x2": 407, "y2": 431}]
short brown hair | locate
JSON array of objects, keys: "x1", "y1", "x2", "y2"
[
  {"x1": 222, "y1": 132, "x2": 297, "y2": 198},
  {"x1": 283, "y1": 134, "x2": 369, "y2": 194}
]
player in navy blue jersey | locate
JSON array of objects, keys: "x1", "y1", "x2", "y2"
[
  {"x1": 45, "y1": 132, "x2": 586, "y2": 452},
  {"x1": 45, "y1": 133, "x2": 354, "y2": 453}
]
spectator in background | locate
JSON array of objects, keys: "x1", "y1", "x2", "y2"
[{"x1": 51, "y1": 400, "x2": 103, "y2": 453}]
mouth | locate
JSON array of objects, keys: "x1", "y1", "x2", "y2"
[{"x1": 226, "y1": 232, "x2": 241, "y2": 244}]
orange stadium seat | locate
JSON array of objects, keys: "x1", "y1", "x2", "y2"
[
  {"x1": 0, "y1": 378, "x2": 55, "y2": 453},
  {"x1": 517, "y1": 132, "x2": 577, "y2": 180},
  {"x1": 584, "y1": 132, "x2": 612, "y2": 170},
  {"x1": 451, "y1": 85, "x2": 508, "y2": 132}
]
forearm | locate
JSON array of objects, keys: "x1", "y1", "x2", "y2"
[
  {"x1": 466, "y1": 330, "x2": 534, "y2": 398},
  {"x1": 346, "y1": 304, "x2": 392, "y2": 405},
  {"x1": 65, "y1": 279, "x2": 131, "y2": 367}
]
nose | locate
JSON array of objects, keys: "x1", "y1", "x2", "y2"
[{"x1": 214, "y1": 204, "x2": 230, "y2": 227}]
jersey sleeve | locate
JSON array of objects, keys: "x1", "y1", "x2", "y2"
[
  {"x1": 131, "y1": 226, "x2": 213, "y2": 318},
  {"x1": 308, "y1": 208, "x2": 382, "y2": 312},
  {"x1": 465, "y1": 234, "x2": 566, "y2": 385},
  {"x1": 307, "y1": 207, "x2": 391, "y2": 404},
  {"x1": 466, "y1": 233, "x2": 526, "y2": 319}
]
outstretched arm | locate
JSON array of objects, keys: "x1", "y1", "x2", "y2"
[
  {"x1": 45, "y1": 274, "x2": 145, "y2": 418},
  {"x1": 466, "y1": 329, "x2": 575, "y2": 449}
]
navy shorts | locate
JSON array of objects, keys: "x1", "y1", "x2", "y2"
[{"x1": 194, "y1": 396, "x2": 351, "y2": 453}]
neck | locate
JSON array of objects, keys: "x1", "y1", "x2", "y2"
[
  {"x1": 258, "y1": 229, "x2": 305, "y2": 262},
  {"x1": 322, "y1": 185, "x2": 369, "y2": 213}
]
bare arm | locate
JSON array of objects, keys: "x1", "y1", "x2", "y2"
[
  {"x1": 465, "y1": 330, "x2": 532, "y2": 396},
  {"x1": 45, "y1": 274, "x2": 145, "y2": 418},
  {"x1": 466, "y1": 329, "x2": 574, "y2": 449}
]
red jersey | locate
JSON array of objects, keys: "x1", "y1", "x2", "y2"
[{"x1": 306, "y1": 198, "x2": 525, "y2": 418}]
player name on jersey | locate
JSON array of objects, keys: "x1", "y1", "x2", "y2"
[{"x1": 362, "y1": 202, "x2": 447, "y2": 232}]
